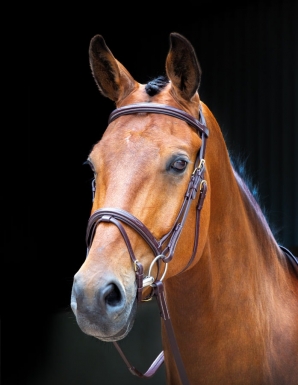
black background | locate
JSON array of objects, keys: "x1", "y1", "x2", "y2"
[{"x1": 6, "y1": 1, "x2": 297, "y2": 384}]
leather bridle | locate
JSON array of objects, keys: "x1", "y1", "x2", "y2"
[{"x1": 85, "y1": 102, "x2": 209, "y2": 385}]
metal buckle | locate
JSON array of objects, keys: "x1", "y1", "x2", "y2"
[
  {"x1": 192, "y1": 158, "x2": 205, "y2": 175},
  {"x1": 199, "y1": 179, "x2": 207, "y2": 191}
]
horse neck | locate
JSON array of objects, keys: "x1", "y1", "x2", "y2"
[
  {"x1": 159, "y1": 112, "x2": 298, "y2": 384},
  {"x1": 164, "y1": 108, "x2": 291, "y2": 325},
  {"x1": 201, "y1": 110, "x2": 285, "y2": 288}
]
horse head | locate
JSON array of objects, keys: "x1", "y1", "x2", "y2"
[{"x1": 71, "y1": 33, "x2": 211, "y2": 342}]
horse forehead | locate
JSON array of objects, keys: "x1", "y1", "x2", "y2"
[{"x1": 97, "y1": 113, "x2": 201, "y2": 156}]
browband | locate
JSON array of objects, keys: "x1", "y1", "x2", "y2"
[{"x1": 108, "y1": 102, "x2": 209, "y2": 137}]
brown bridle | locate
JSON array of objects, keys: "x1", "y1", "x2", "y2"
[{"x1": 85, "y1": 102, "x2": 209, "y2": 385}]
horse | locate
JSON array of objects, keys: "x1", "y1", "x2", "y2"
[{"x1": 70, "y1": 32, "x2": 298, "y2": 385}]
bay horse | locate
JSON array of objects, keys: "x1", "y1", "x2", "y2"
[{"x1": 71, "y1": 32, "x2": 298, "y2": 384}]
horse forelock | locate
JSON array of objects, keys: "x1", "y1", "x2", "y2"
[{"x1": 145, "y1": 75, "x2": 169, "y2": 96}]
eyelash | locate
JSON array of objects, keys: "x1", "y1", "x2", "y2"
[
  {"x1": 83, "y1": 160, "x2": 96, "y2": 201},
  {"x1": 91, "y1": 178, "x2": 96, "y2": 202},
  {"x1": 83, "y1": 159, "x2": 95, "y2": 172}
]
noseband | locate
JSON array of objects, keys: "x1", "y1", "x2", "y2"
[{"x1": 85, "y1": 102, "x2": 209, "y2": 384}]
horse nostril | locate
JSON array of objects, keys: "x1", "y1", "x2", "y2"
[{"x1": 104, "y1": 283, "x2": 122, "y2": 307}]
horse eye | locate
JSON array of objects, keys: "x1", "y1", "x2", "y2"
[{"x1": 171, "y1": 159, "x2": 188, "y2": 171}]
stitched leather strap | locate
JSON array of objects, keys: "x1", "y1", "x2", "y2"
[
  {"x1": 86, "y1": 210, "x2": 161, "y2": 302},
  {"x1": 112, "y1": 281, "x2": 190, "y2": 385},
  {"x1": 108, "y1": 102, "x2": 209, "y2": 138},
  {"x1": 86, "y1": 209, "x2": 162, "y2": 256},
  {"x1": 113, "y1": 343, "x2": 164, "y2": 378}
]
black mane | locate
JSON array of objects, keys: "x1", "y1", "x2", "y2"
[
  {"x1": 230, "y1": 154, "x2": 281, "y2": 242},
  {"x1": 145, "y1": 76, "x2": 169, "y2": 96}
]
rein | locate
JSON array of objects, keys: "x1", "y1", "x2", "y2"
[{"x1": 86, "y1": 103, "x2": 209, "y2": 385}]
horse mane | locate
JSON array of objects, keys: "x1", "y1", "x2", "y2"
[
  {"x1": 145, "y1": 75, "x2": 169, "y2": 96},
  {"x1": 230, "y1": 153, "x2": 281, "y2": 242},
  {"x1": 230, "y1": 154, "x2": 260, "y2": 205}
]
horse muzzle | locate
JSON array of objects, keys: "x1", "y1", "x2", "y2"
[{"x1": 71, "y1": 272, "x2": 137, "y2": 341}]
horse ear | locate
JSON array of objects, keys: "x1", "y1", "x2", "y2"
[
  {"x1": 89, "y1": 35, "x2": 137, "y2": 102},
  {"x1": 166, "y1": 33, "x2": 202, "y2": 101}
]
